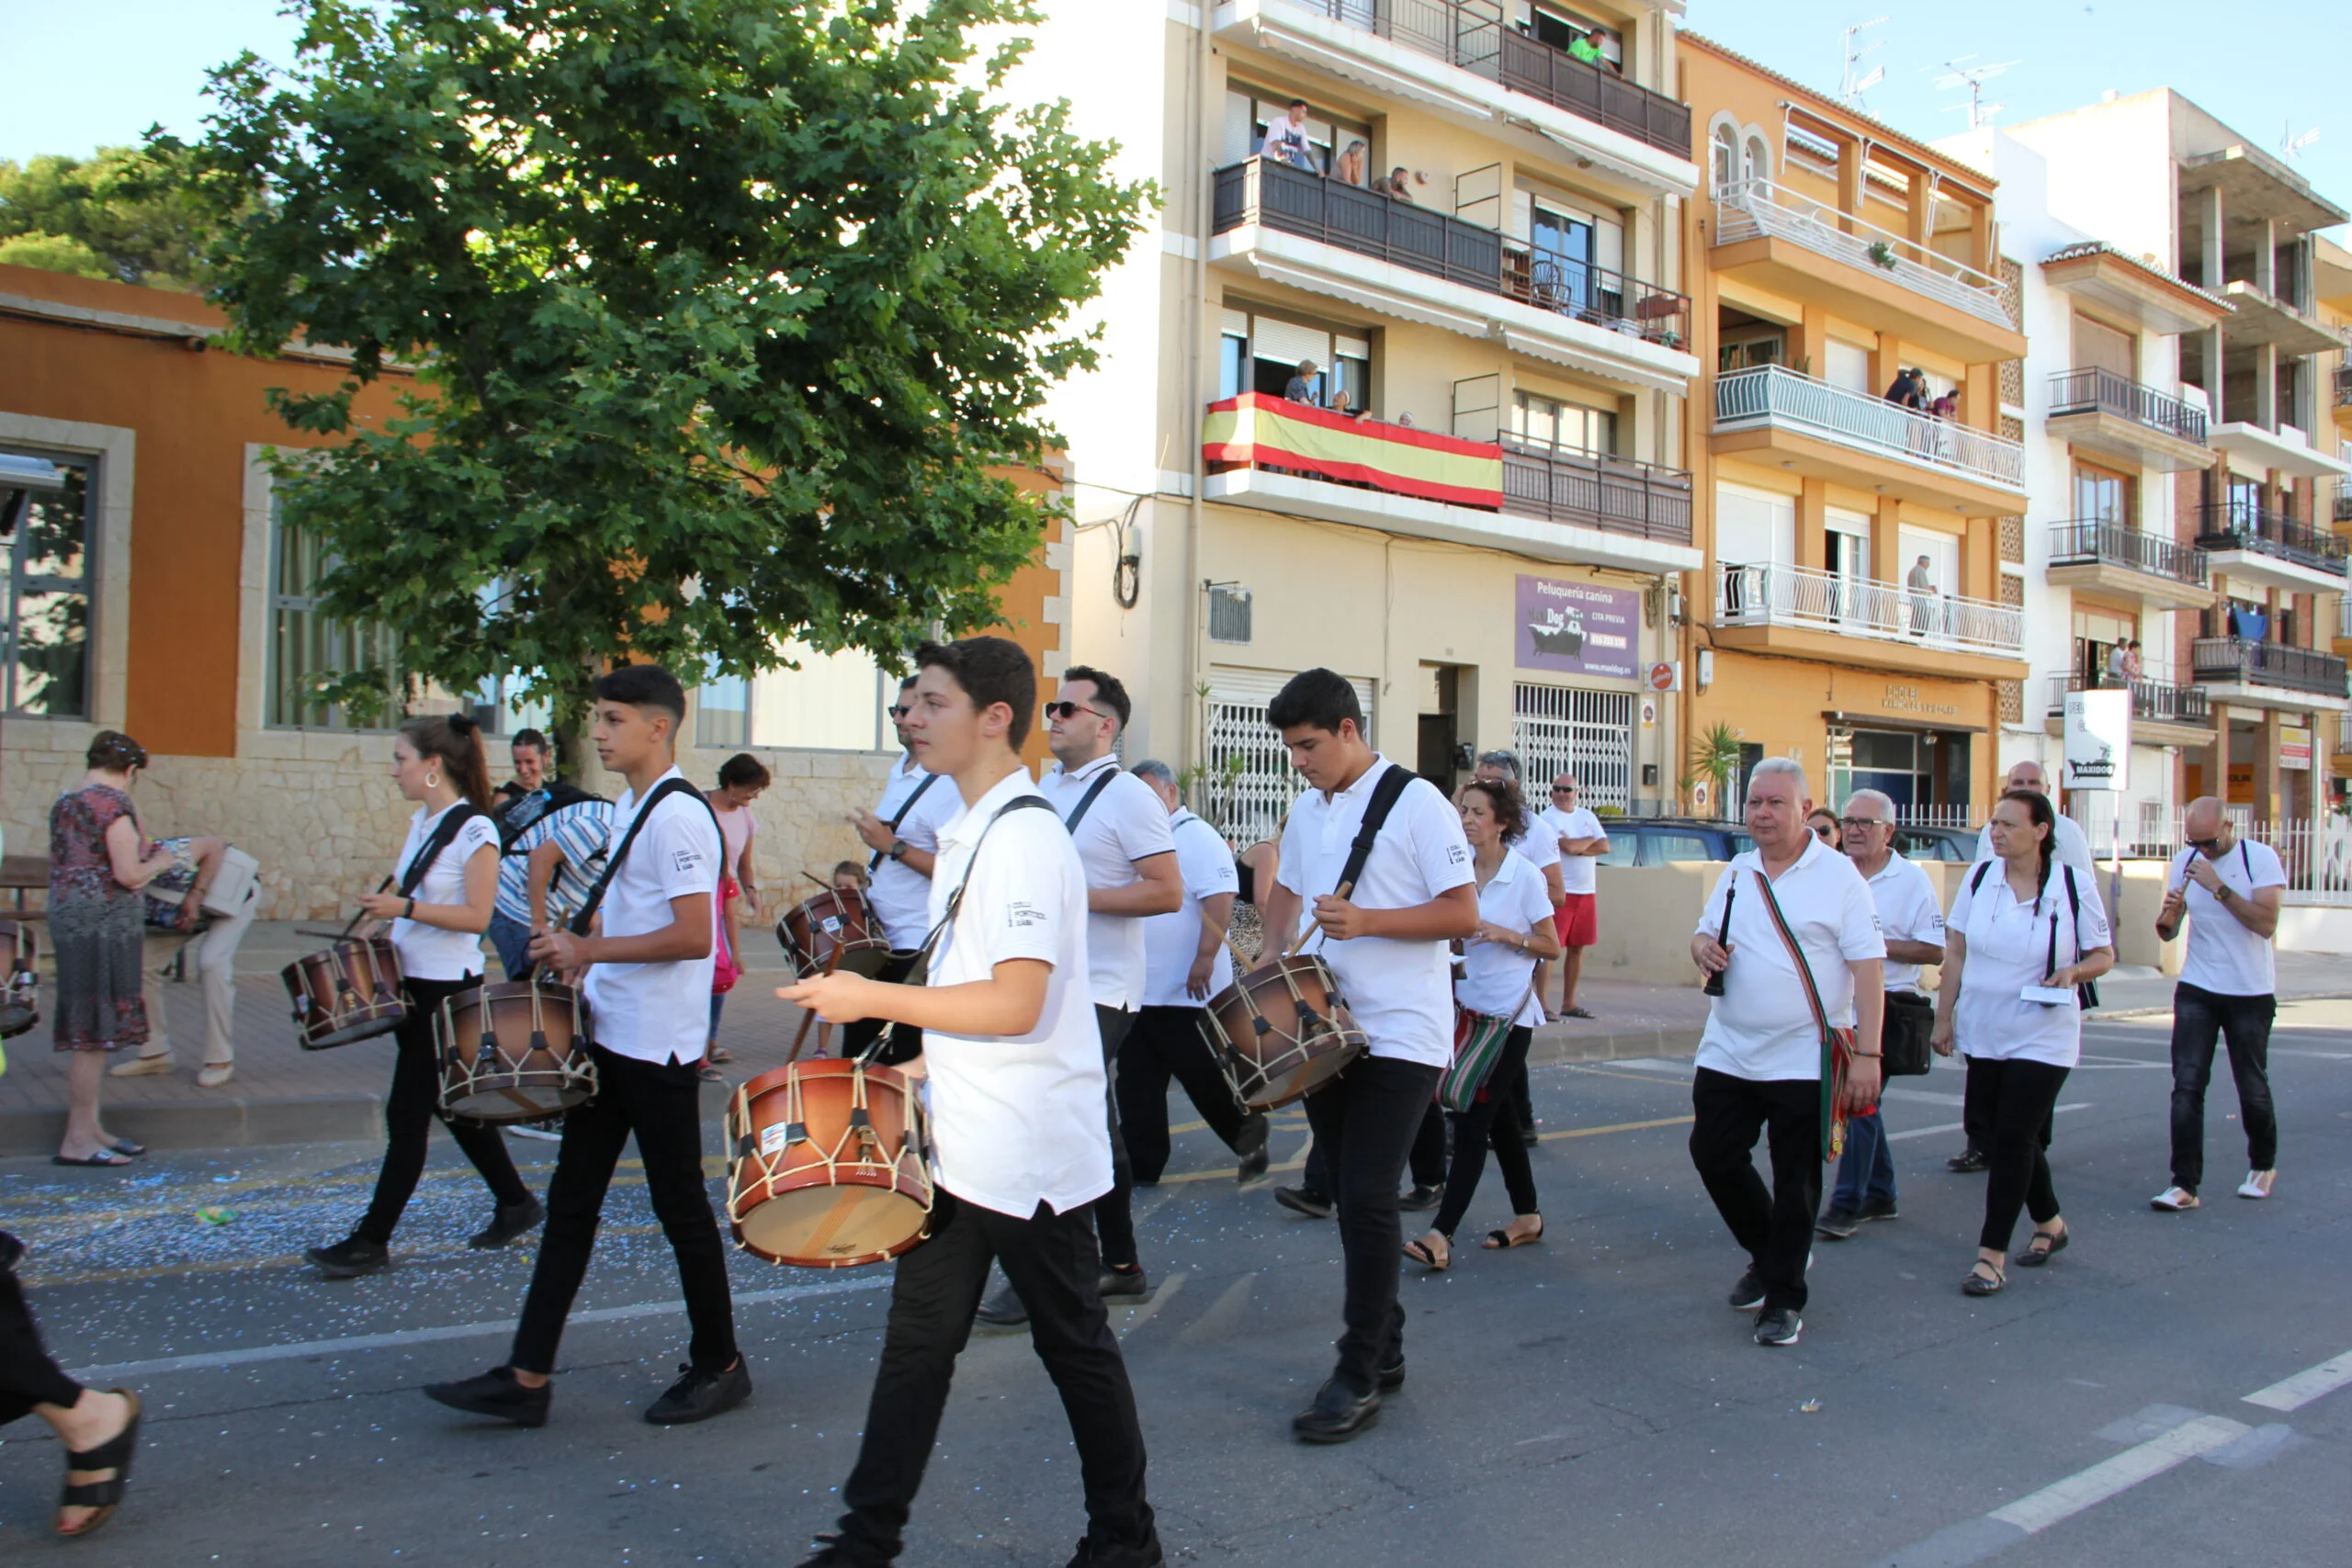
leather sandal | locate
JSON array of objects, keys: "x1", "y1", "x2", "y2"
[
  {"x1": 1482, "y1": 1216, "x2": 1545, "y2": 1249},
  {"x1": 1402, "y1": 1235, "x2": 1450, "y2": 1271},
  {"x1": 1961, "y1": 1260, "x2": 2005, "y2": 1296},
  {"x1": 56, "y1": 1390, "x2": 141, "y2": 1538},
  {"x1": 2016, "y1": 1228, "x2": 2069, "y2": 1267}
]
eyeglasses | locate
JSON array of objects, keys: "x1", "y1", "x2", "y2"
[
  {"x1": 1045, "y1": 700, "x2": 1104, "y2": 722},
  {"x1": 1838, "y1": 818, "x2": 1887, "y2": 832},
  {"x1": 888, "y1": 705, "x2": 911, "y2": 718}
]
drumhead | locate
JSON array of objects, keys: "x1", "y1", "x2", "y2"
[
  {"x1": 297, "y1": 1011, "x2": 404, "y2": 1051},
  {"x1": 738, "y1": 1182, "x2": 928, "y2": 1269}
]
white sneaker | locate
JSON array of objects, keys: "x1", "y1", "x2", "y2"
[
  {"x1": 2236, "y1": 1170, "x2": 2276, "y2": 1200},
  {"x1": 2150, "y1": 1186, "x2": 2200, "y2": 1212}
]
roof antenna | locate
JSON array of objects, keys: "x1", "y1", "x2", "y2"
[
  {"x1": 2279, "y1": 121, "x2": 2320, "y2": 164},
  {"x1": 1840, "y1": 17, "x2": 1889, "y2": 108},
  {"x1": 1930, "y1": 57, "x2": 2018, "y2": 130}
]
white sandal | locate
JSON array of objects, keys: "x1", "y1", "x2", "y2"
[{"x1": 2236, "y1": 1170, "x2": 2276, "y2": 1200}]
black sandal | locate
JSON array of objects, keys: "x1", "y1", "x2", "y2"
[
  {"x1": 1961, "y1": 1260, "x2": 2005, "y2": 1296},
  {"x1": 2016, "y1": 1228, "x2": 2069, "y2": 1267},
  {"x1": 57, "y1": 1390, "x2": 141, "y2": 1539},
  {"x1": 1402, "y1": 1235, "x2": 1450, "y2": 1271},
  {"x1": 1482, "y1": 1217, "x2": 1545, "y2": 1249}
]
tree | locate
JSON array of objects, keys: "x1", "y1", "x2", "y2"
[
  {"x1": 188, "y1": 0, "x2": 1148, "y2": 742},
  {"x1": 0, "y1": 143, "x2": 219, "y2": 290}
]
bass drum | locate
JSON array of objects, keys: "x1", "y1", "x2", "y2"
[
  {"x1": 1201, "y1": 953, "x2": 1367, "y2": 1111},
  {"x1": 726, "y1": 1058, "x2": 932, "y2": 1269},
  {"x1": 435, "y1": 979, "x2": 597, "y2": 1124}
]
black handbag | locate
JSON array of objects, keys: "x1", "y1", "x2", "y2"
[{"x1": 1881, "y1": 990, "x2": 1934, "y2": 1077}]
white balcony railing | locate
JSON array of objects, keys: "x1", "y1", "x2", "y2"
[
  {"x1": 1714, "y1": 364, "x2": 2025, "y2": 491},
  {"x1": 1712, "y1": 178, "x2": 2018, "y2": 332},
  {"x1": 1714, "y1": 560, "x2": 2024, "y2": 658}
]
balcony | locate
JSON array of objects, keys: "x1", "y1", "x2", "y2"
[
  {"x1": 1211, "y1": 0, "x2": 1697, "y2": 197},
  {"x1": 2335, "y1": 365, "x2": 2352, "y2": 431},
  {"x1": 2335, "y1": 591, "x2": 2352, "y2": 660},
  {"x1": 1201, "y1": 392, "x2": 1701, "y2": 574},
  {"x1": 2044, "y1": 367, "x2": 2211, "y2": 473},
  {"x1": 1712, "y1": 560, "x2": 2026, "y2": 681},
  {"x1": 1712, "y1": 365, "x2": 2026, "y2": 514},
  {"x1": 2043, "y1": 673, "x2": 2213, "y2": 747},
  {"x1": 2193, "y1": 500, "x2": 2349, "y2": 592},
  {"x1": 2045, "y1": 519, "x2": 2217, "y2": 611},
  {"x1": 2335, "y1": 478, "x2": 2352, "y2": 527},
  {"x1": 2189, "y1": 637, "x2": 2350, "y2": 713},
  {"x1": 2206, "y1": 416, "x2": 2352, "y2": 481},
  {"x1": 1209, "y1": 157, "x2": 1695, "y2": 391},
  {"x1": 2211, "y1": 279, "x2": 2345, "y2": 358},
  {"x1": 1710, "y1": 179, "x2": 2026, "y2": 364}
]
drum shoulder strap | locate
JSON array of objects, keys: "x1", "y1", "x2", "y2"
[
  {"x1": 1058, "y1": 766, "x2": 1119, "y2": 835},
  {"x1": 868, "y1": 770, "x2": 943, "y2": 872},
  {"x1": 568, "y1": 778, "x2": 721, "y2": 936},
  {"x1": 1334, "y1": 762, "x2": 1416, "y2": 897},
  {"x1": 397, "y1": 804, "x2": 483, "y2": 899}
]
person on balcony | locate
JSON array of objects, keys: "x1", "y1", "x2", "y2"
[
  {"x1": 2105, "y1": 640, "x2": 2132, "y2": 688},
  {"x1": 1327, "y1": 389, "x2": 1368, "y2": 422},
  {"x1": 1884, "y1": 367, "x2": 1925, "y2": 411},
  {"x1": 1265, "y1": 99, "x2": 1319, "y2": 174},
  {"x1": 1283, "y1": 359, "x2": 1320, "y2": 406},
  {"x1": 1568, "y1": 26, "x2": 1616, "y2": 72},
  {"x1": 1383, "y1": 167, "x2": 1420, "y2": 204},
  {"x1": 2123, "y1": 640, "x2": 2144, "y2": 682},
  {"x1": 1907, "y1": 556, "x2": 1938, "y2": 638},
  {"x1": 1334, "y1": 139, "x2": 1367, "y2": 187}
]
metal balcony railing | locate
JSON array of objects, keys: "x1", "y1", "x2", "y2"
[
  {"x1": 2047, "y1": 367, "x2": 2209, "y2": 446},
  {"x1": 1713, "y1": 365, "x2": 2025, "y2": 491},
  {"x1": 2046, "y1": 519, "x2": 2209, "y2": 588},
  {"x1": 2193, "y1": 500, "x2": 2348, "y2": 577},
  {"x1": 1711, "y1": 178, "x2": 2018, "y2": 332},
  {"x1": 2045, "y1": 673, "x2": 2211, "y2": 727},
  {"x1": 1280, "y1": 0, "x2": 1692, "y2": 159},
  {"x1": 2337, "y1": 711, "x2": 2352, "y2": 754},
  {"x1": 2189, "y1": 637, "x2": 2349, "y2": 697},
  {"x1": 2335, "y1": 478, "x2": 2352, "y2": 526},
  {"x1": 2336, "y1": 592, "x2": 2352, "y2": 642},
  {"x1": 1498, "y1": 436, "x2": 1691, "y2": 544},
  {"x1": 1714, "y1": 560, "x2": 2024, "y2": 657},
  {"x1": 1212, "y1": 157, "x2": 1690, "y2": 345},
  {"x1": 2334, "y1": 364, "x2": 2352, "y2": 408}
]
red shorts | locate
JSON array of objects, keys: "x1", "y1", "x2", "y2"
[{"x1": 1554, "y1": 893, "x2": 1597, "y2": 948}]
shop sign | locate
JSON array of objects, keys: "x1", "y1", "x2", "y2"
[
  {"x1": 1517, "y1": 576, "x2": 1640, "y2": 680},
  {"x1": 2281, "y1": 725, "x2": 2312, "y2": 771},
  {"x1": 2062, "y1": 688, "x2": 2132, "y2": 793}
]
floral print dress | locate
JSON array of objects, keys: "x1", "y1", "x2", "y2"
[{"x1": 47, "y1": 784, "x2": 151, "y2": 1050}]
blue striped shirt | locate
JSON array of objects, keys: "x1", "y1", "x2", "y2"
[{"x1": 492, "y1": 799, "x2": 614, "y2": 926}]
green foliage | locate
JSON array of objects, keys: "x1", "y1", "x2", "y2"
[
  {"x1": 1592, "y1": 802, "x2": 1623, "y2": 818},
  {"x1": 1688, "y1": 720, "x2": 1745, "y2": 818},
  {"x1": 0, "y1": 144, "x2": 217, "y2": 290},
  {"x1": 187, "y1": 0, "x2": 1150, "y2": 729}
]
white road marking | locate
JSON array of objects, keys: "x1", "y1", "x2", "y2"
[
  {"x1": 1602, "y1": 1057, "x2": 1693, "y2": 1075},
  {"x1": 1881, "y1": 1087, "x2": 1968, "y2": 1106},
  {"x1": 2244, "y1": 1348, "x2": 2352, "y2": 1412},
  {"x1": 1885, "y1": 1104, "x2": 2088, "y2": 1142},
  {"x1": 1985, "y1": 1415, "x2": 2249, "y2": 1534}
]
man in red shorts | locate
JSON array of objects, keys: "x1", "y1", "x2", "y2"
[{"x1": 1541, "y1": 776, "x2": 1608, "y2": 1019}]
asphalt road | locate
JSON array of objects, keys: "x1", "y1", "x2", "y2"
[{"x1": 1, "y1": 1002, "x2": 2346, "y2": 1567}]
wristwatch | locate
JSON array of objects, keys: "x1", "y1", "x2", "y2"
[{"x1": 886, "y1": 839, "x2": 910, "y2": 862}]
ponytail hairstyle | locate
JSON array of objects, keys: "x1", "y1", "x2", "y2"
[
  {"x1": 398, "y1": 713, "x2": 492, "y2": 812},
  {"x1": 85, "y1": 730, "x2": 149, "y2": 773},
  {"x1": 1460, "y1": 776, "x2": 1527, "y2": 844},
  {"x1": 2002, "y1": 786, "x2": 2057, "y2": 912}
]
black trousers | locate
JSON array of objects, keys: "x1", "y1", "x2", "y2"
[
  {"x1": 1117, "y1": 1005, "x2": 1257, "y2": 1182},
  {"x1": 840, "y1": 951, "x2": 925, "y2": 1066},
  {"x1": 1301, "y1": 1102, "x2": 1442, "y2": 1201},
  {"x1": 2169, "y1": 982, "x2": 2278, "y2": 1191},
  {"x1": 1091, "y1": 1006, "x2": 1140, "y2": 1271},
  {"x1": 1969, "y1": 1055, "x2": 2068, "y2": 1252},
  {"x1": 1432, "y1": 1025, "x2": 1540, "y2": 1239},
  {"x1": 0, "y1": 1264, "x2": 83, "y2": 1425},
  {"x1": 357, "y1": 975, "x2": 531, "y2": 1245},
  {"x1": 1302, "y1": 1055, "x2": 1443, "y2": 1394},
  {"x1": 509, "y1": 1044, "x2": 738, "y2": 1375},
  {"x1": 832, "y1": 1190, "x2": 1155, "y2": 1566},
  {"x1": 1689, "y1": 1068, "x2": 1822, "y2": 1313}
]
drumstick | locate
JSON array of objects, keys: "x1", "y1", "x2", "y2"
[
  {"x1": 801, "y1": 868, "x2": 833, "y2": 889},
  {"x1": 784, "y1": 943, "x2": 846, "y2": 1066},
  {"x1": 339, "y1": 875, "x2": 398, "y2": 940},
  {"x1": 1285, "y1": 879, "x2": 1354, "y2": 959}
]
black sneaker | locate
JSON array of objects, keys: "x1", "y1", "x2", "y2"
[
  {"x1": 1274, "y1": 1186, "x2": 1333, "y2": 1220},
  {"x1": 1065, "y1": 1531, "x2": 1168, "y2": 1568},
  {"x1": 1858, "y1": 1196, "x2": 1900, "y2": 1223},
  {"x1": 976, "y1": 1278, "x2": 1030, "y2": 1326},
  {"x1": 645, "y1": 1359, "x2": 752, "y2": 1425},
  {"x1": 469, "y1": 1196, "x2": 545, "y2": 1250},
  {"x1": 1753, "y1": 1307, "x2": 1802, "y2": 1347},
  {"x1": 1520, "y1": 1124, "x2": 1541, "y2": 1149},
  {"x1": 1235, "y1": 1113, "x2": 1271, "y2": 1181},
  {"x1": 1946, "y1": 1146, "x2": 1989, "y2": 1174},
  {"x1": 1727, "y1": 1267, "x2": 1765, "y2": 1312},
  {"x1": 424, "y1": 1366, "x2": 549, "y2": 1427},
  {"x1": 1098, "y1": 1265, "x2": 1150, "y2": 1301},
  {"x1": 1815, "y1": 1207, "x2": 1861, "y2": 1240},
  {"x1": 308, "y1": 1235, "x2": 390, "y2": 1279},
  {"x1": 1375, "y1": 1355, "x2": 1406, "y2": 1393},
  {"x1": 1397, "y1": 1184, "x2": 1442, "y2": 1212},
  {"x1": 1292, "y1": 1377, "x2": 1381, "y2": 1444},
  {"x1": 794, "y1": 1534, "x2": 877, "y2": 1568}
]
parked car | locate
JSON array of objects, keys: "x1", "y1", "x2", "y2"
[
  {"x1": 1894, "y1": 824, "x2": 1976, "y2": 863},
  {"x1": 1593, "y1": 818, "x2": 1755, "y2": 866}
]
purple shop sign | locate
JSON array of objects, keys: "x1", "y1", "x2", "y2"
[{"x1": 1516, "y1": 576, "x2": 1640, "y2": 680}]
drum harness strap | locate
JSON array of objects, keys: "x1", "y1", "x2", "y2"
[
  {"x1": 1055, "y1": 762, "x2": 1120, "y2": 834},
  {"x1": 867, "y1": 770, "x2": 943, "y2": 872},
  {"x1": 551, "y1": 778, "x2": 724, "y2": 1063},
  {"x1": 1242, "y1": 761, "x2": 1415, "y2": 1046}
]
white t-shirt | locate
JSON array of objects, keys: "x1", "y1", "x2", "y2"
[
  {"x1": 2170, "y1": 840, "x2": 2285, "y2": 998},
  {"x1": 1694, "y1": 835, "x2": 1886, "y2": 1082},
  {"x1": 1950, "y1": 861, "x2": 2111, "y2": 1068},
  {"x1": 1974, "y1": 808, "x2": 2098, "y2": 885},
  {"x1": 1141, "y1": 809, "x2": 1239, "y2": 1010},
  {"x1": 922, "y1": 768, "x2": 1112, "y2": 1219},
  {"x1": 390, "y1": 803, "x2": 501, "y2": 981},
  {"x1": 1036, "y1": 755, "x2": 1176, "y2": 1011},
  {"x1": 1545, "y1": 805, "x2": 1607, "y2": 897},
  {"x1": 1277, "y1": 756, "x2": 1476, "y2": 1069},
  {"x1": 1859, "y1": 852, "x2": 1945, "y2": 995},
  {"x1": 1456, "y1": 849, "x2": 1552, "y2": 1029},
  {"x1": 1510, "y1": 805, "x2": 1562, "y2": 879},
  {"x1": 866, "y1": 754, "x2": 958, "y2": 951},
  {"x1": 580, "y1": 768, "x2": 721, "y2": 1065}
]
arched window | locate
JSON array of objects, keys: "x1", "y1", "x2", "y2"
[
  {"x1": 1711, "y1": 121, "x2": 1739, "y2": 191},
  {"x1": 1743, "y1": 133, "x2": 1772, "y2": 186}
]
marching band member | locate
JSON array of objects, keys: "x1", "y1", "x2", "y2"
[
  {"x1": 846, "y1": 675, "x2": 958, "y2": 1064},
  {"x1": 306, "y1": 715, "x2": 539, "y2": 1277}
]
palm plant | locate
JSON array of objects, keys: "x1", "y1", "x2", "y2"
[{"x1": 1688, "y1": 721, "x2": 1745, "y2": 820}]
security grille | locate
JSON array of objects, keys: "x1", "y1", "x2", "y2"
[
  {"x1": 1510, "y1": 682, "x2": 1634, "y2": 810},
  {"x1": 1204, "y1": 667, "x2": 1375, "y2": 848},
  {"x1": 1208, "y1": 584, "x2": 1253, "y2": 644}
]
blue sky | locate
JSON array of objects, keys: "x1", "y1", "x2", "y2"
[{"x1": 2, "y1": 0, "x2": 2345, "y2": 231}]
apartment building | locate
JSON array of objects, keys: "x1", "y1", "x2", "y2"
[
  {"x1": 1676, "y1": 35, "x2": 2027, "y2": 819},
  {"x1": 2001, "y1": 92, "x2": 2352, "y2": 832},
  {"x1": 2319, "y1": 237, "x2": 2352, "y2": 799},
  {"x1": 1032, "y1": 1, "x2": 1702, "y2": 840}
]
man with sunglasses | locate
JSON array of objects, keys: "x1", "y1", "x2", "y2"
[
  {"x1": 850, "y1": 675, "x2": 959, "y2": 1063},
  {"x1": 1540, "y1": 775, "x2": 1609, "y2": 1021},
  {"x1": 977, "y1": 667, "x2": 1181, "y2": 1327}
]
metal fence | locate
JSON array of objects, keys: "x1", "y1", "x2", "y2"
[
  {"x1": 1715, "y1": 560, "x2": 2024, "y2": 657},
  {"x1": 1714, "y1": 364, "x2": 2025, "y2": 491},
  {"x1": 2046, "y1": 518, "x2": 2208, "y2": 587},
  {"x1": 2046, "y1": 367, "x2": 2208, "y2": 445},
  {"x1": 1498, "y1": 436, "x2": 1691, "y2": 543},
  {"x1": 2193, "y1": 500, "x2": 2348, "y2": 576},
  {"x1": 1510, "y1": 682, "x2": 1634, "y2": 811}
]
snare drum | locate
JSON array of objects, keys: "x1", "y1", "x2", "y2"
[
  {"x1": 726, "y1": 1059, "x2": 932, "y2": 1269},
  {"x1": 281, "y1": 936, "x2": 407, "y2": 1050},
  {"x1": 775, "y1": 887, "x2": 891, "y2": 979},
  {"x1": 435, "y1": 979, "x2": 596, "y2": 1123},
  {"x1": 1202, "y1": 953, "x2": 1367, "y2": 1111},
  {"x1": 0, "y1": 919, "x2": 40, "y2": 1041}
]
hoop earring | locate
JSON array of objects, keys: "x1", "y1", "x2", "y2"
[{"x1": 425, "y1": 771, "x2": 441, "y2": 790}]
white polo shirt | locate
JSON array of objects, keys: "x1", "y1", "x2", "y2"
[
  {"x1": 1036, "y1": 754, "x2": 1176, "y2": 1011},
  {"x1": 1510, "y1": 803, "x2": 1562, "y2": 877},
  {"x1": 1545, "y1": 804, "x2": 1606, "y2": 897},
  {"x1": 866, "y1": 753, "x2": 958, "y2": 951},
  {"x1": 1456, "y1": 849, "x2": 1551, "y2": 1029},
  {"x1": 1949, "y1": 861, "x2": 2110, "y2": 1067},
  {"x1": 390, "y1": 803, "x2": 501, "y2": 982},
  {"x1": 1858, "y1": 852, "x2": 1945, "y2": 995},
  {"x1": 2170, "y1": 840, "x2": 2285, "y2": 998},
  {"x1": 1141, "y1": 808, "x2": 1239, "y2": 1010},
  {"x1": 581, "y1": 769, "x2": 720, "y2": 1065},
  {"x1": 1974, "y1": 808, "x2": 2098, "y2": 884},
  {"x1": 1694, "y1": 834, "x2": 1885, "y2": 1082},
  {"x1": 1277, "y1": 756, "x2": 1476, "y2": 1068},
  {"x1": 922, "y1": 768, "x2": 1112, "y2": 1219}
]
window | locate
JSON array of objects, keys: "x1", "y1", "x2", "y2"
[
  {"x1": 1510, "y1": 391, "x2": 1616, "y2": 457},
  {"x1": 2074, "y1": 314, "x2": 2136, "y2": 380},
  {"x1": 268, "y1": 503, "x2": 403, "y2": 728},
  {"x1": 1711, "y1": 123, "x2": 1739, "y2": 190},
  {"x1": 695, "y1": 639, "x2": 893, "y2": 753},
  {"x1": 2074, "y1": 463, "x2": 2132, "y2": 525},
  {"x1": 1527, "y1": 5, "x2": 1620, "y2": 69},
  {"x1": 1224, "y1": 86, "x2": 1370, "y2": 183},
  {"x1": 1510, "y1": 682, "x2": 1633, "y2": 810},
  {"x1": 3, "y1": 451, "x2": 93, "y2": 717},
  {"x1": 1743, "y1": 134, "x2": 1771, "y2": 184},
  {"x1": 1223, "y1": 306, "x2": 1370, "y2": 412},
  {"x1": 1205, "y1": 668, "x2": 1376, "y2": 848}
]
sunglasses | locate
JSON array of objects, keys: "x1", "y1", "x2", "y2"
[
  {"x1": 888, "y1": 705, "x2": 911, "y2": 718},
  {"x1": 2187, "y1": 836, "x2": 2222, "y2": 852},
  {"x1": 1045, "y1": 700, "x2": 1104, "y2": 721},
  {"x1": 1552, "y1": 785, "x2": 1577, "y2": 795},
  {"x1": 1810, "y1": 823, "x2": 1838, "y2": 839}
]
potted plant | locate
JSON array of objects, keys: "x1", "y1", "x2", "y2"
[{"x1": 1867, "y1": 240, "x2": 1900, "y2": 272}]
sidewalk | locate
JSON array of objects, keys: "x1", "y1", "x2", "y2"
[{"x1": 3, "y1": 924, "x2": 2344, "y2": 1156}]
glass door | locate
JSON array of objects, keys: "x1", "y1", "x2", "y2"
[{"x1": 1530, "y1": 203, "x2": 1593, "y2": 317}]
